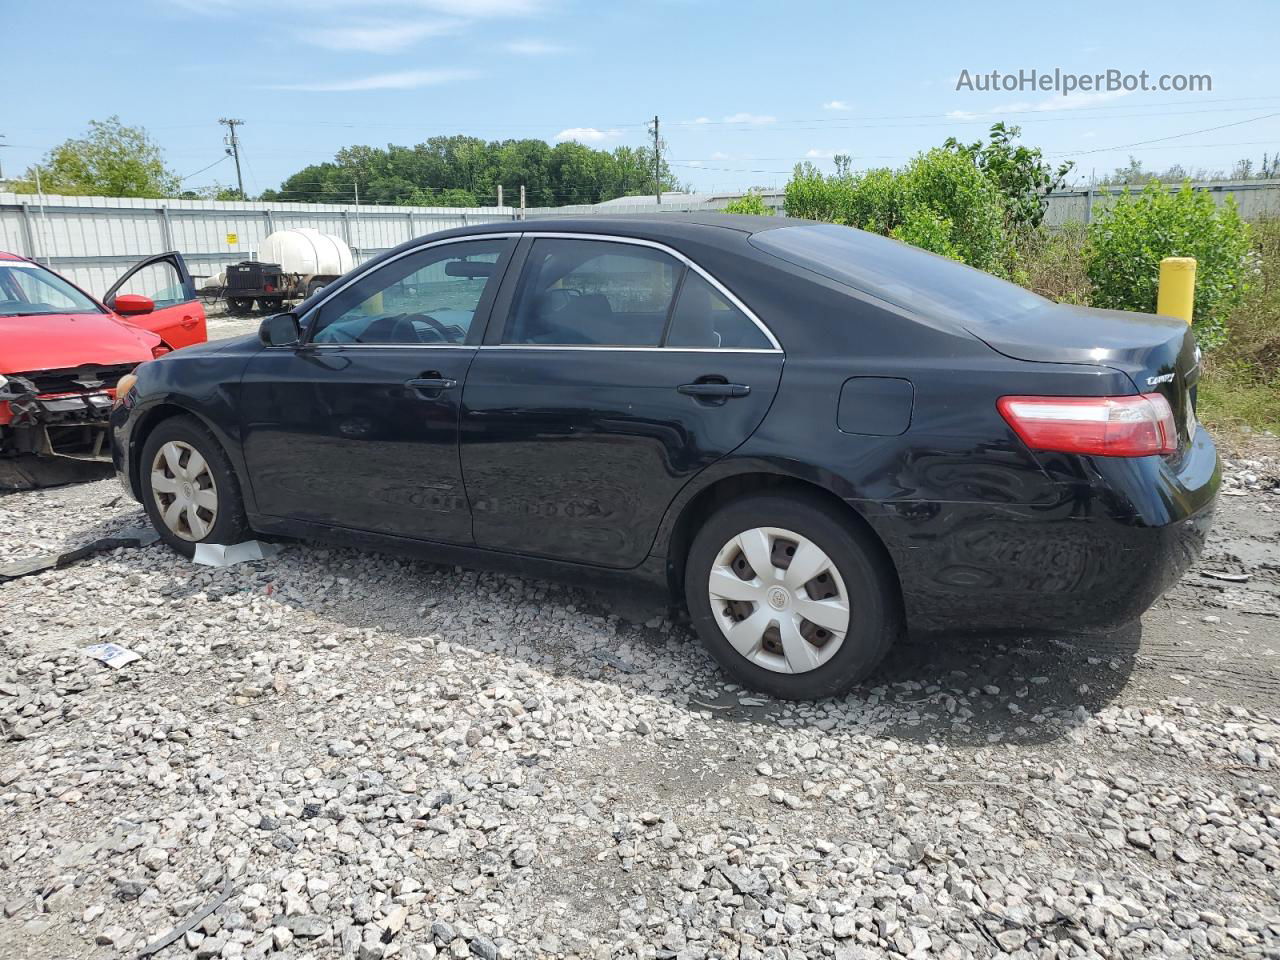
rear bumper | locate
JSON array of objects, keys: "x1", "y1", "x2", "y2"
[{"x1": 859, "y1": 426, "x2": 1220, "y2": 634}]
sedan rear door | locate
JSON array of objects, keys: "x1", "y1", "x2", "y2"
[
  {"x1": 103, "y1": 252, "x2": 206, "y2": 348},
  {"x1": 460, "y1": 235, "x2": 784, "y2": 569}
]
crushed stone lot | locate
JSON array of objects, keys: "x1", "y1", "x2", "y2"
[{"x1": 1, "y1": 451, "x2": 1278, "y2": 960}]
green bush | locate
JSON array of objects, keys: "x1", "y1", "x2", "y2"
[
  {"x1": 1085, "y1": 181, "x2": 1252, "y2": 345},
  {"x1": 782, "y1": 149, "x2": 1008, "y2": 273},
  {"x1": 721, "y1": 191, "x2": 772, "y2": 215}
]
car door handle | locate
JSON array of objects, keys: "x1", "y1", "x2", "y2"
[
  {"x1": 405, "y1": 377, "x2": 458, "y2": 391},
  {"x1": 677, "y1": 382, "x2": 750, "y2": 398}
]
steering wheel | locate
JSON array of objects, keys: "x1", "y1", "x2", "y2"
[{"x1": 403, "y1": 313, "x2": 458, "y2": 343}]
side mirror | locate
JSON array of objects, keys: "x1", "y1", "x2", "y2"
[
  {"x1": 259, "y1": 313, "x2": 301, "y2": 347},
  {"x1": 113, "y1": 293, "x2": 155, "y2": 316}
]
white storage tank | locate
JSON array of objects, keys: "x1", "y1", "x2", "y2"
[{"x1": 257, "y1": 228, "x2": 354, "y2": 278}]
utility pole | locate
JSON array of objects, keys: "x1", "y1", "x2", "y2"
[
  {"x1": 497, "y1": 184, "x2": 503, "y2": 208},
  {"x1": 519, "y1": 184, "x2": 526, "y2": 220},
  {"x1": 352, "y1": 179, "x2": 360, "y2": 254},
  {"x1": 0, "y1": 133, "x2": 6, "y2": 180},
  {"x1": 650, "y1": 115, "x2": 661, "y2": 204},
  {"x1": 219, "y1": 118, "x2": 246, "y2": 199}
]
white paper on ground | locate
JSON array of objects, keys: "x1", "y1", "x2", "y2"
[
  {"x1": 192, "y1": 540, "x2": 281, "y2": 567},
  {"x1": 82, "y1": 642, "x2": 141, "y2": 669}
]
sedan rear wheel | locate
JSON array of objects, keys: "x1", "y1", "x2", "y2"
[
  {"x1": 140, "y1": 416, "x2": 248, "y2": 557},
  {"x1": 685, "y1": 493, "x2": 900, "y2": 700},
  {"x1": 708, "y1": 526, "x2": 850, "y2": 675}
]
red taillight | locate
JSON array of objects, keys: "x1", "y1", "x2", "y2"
[
  {"x1": 998, "y1": 393, "x2": 1178, "y2": 457},
  {"x1": 151, "y1": 344, "x2": 172, "y2": 359}
]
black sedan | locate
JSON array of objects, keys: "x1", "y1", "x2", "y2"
[{"x1": 111, "y1": 215, "x2": 1219, "y2": 699}]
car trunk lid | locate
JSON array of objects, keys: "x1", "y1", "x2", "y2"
[{"x1": 965, "y1": 303, "x2": 1200, "y2": 446}]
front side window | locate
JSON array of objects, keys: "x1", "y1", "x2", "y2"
[
  {"x1": 0, "y1": 262, "x2": 101, "y2": 316},
  {"x1": 117, "y1": 260, "x2": 189, "y2": 308},
  {"x1": 311, "y1": 239, "x2": 511, "y2": 345},
  {"x1": 504, "y1": 238, "x2": 679, "y2": 346}
]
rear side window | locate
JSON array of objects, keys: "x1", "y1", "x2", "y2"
[
  {"x1": 504, "y1": 238, "x2": 679, "y2": 346},
  {"x1": 666, "y1": 272, "x2": 772, "y2": 349}
]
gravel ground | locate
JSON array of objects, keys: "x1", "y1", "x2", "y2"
[{"x1": 1, "y1": 445, "x2": 1278, "y2": 960}]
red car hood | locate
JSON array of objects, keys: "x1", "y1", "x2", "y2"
[{"x1": 0, "y1": 312, "x2": 160, "y2": 374}]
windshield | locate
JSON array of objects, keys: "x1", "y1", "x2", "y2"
[
  {"x1": 0, "y1": 261, "x2": 102, "y2": 317},
  {"x1": 750, "y1": 223, "x2": 1049, "y2": 327}
]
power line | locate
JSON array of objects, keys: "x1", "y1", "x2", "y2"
[
  {"x1": 179, "y1": 155, "x2": 229, "y2": 182},
  {"x1": 1057, "y1": 111, "x2": 1280, "y2": 157}
]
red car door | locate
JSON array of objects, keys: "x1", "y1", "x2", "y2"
[{"x1": 103, "y1": 252, "x2": 207, "y2": 349}]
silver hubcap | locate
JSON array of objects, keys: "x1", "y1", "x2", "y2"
[
  {"x1": 708, "y1": 526, "x2": 850, "y2": 674},
  {"x1": 150, "y1": 440, "x2": 218, "y2": 542}
]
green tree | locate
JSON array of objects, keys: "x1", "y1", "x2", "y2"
[
  {"x1": 13, "y1": 116, "x2": 179, "y2": 198},
  {"x1": 721, "y1": 190, "x2": 772, "y2": 215},
  {"x1": 783, "y1": 149, "x2": 1008, "y2": 273},
  {"x1": 261, "y1": 135, "x2": 680, "y2": 208},
  {"x1": 944, "y1": 122, "x2": 1073, "y2": 231},
  {"x1": 1085, "y1": 181, "x2": 1252, "y2": 345}
]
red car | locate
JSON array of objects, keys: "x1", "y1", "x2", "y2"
[{"x1": 0, "y1": 252, "x2": 206, "y2": 460}]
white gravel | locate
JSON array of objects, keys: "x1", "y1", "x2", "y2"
[{"x1": 1, "y1": 453, "x2": 1278, "y2": 959}]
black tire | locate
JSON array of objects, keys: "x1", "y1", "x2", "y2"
[
  {"x1": 305, "y1": 279, "x2": 327, "y2": 299},
  {"x1": 139, "y1": 415, "x2": 249, "y2": 558},
  {"x1": 684, "y1": 493, "x2": 901, "y2": 700},
  {"x1": 259, "y1": 297, "x2": 285, "y2": 313},
  {"x1": 226, "y1": 297, "x2": 255, "y2": 315}
]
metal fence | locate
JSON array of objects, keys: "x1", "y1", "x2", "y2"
[
  {"x1": 0, "y1": 193, "x2": 516, "y2": 295},
  {"x1": 5, "y1": 178, "x2": 1279, "y2": 294}
]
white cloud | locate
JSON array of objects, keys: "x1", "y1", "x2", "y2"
[
  {"x1": 692, "y1": 117, "x2": 712, "y2": 124},
  {"x1": 710, "y1": 151, "x2": 730, "y2": 160},
  {"x1": 299, "y1": 20, "x2": 463, "y2": 53},
  {"x1": 504, "y1": 38, "x2": 567, "y2": 54},
  {"x1": 272, "y1": 69, "x2": 476, "y2": 92},
  {"x1": 804, "y1": 148, "x2": 852, "y2": 159},
  {"x1": 554, "y1": 127, "x2": 622, "y2": 143},
  {"x1": 961, "y1": 89, "x2": 1132, "y2": 119},
  {"x1": 721, "y1": 112, "x2": 776, "y2": 125},
  {"x1": 822, "y1": 100, "x2": 851, "y2": 111}
]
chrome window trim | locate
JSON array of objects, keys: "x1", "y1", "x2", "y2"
[
  {"x1": 296, "y1": 229, "x2": 784, "y2": 354},
  {"x1": 477, "y1": 345, "x2": 780, "y2": 354}
]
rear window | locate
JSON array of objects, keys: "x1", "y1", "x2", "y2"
[{"x1": 749, "y1": 224, "x2": 1048, "y2": 327}]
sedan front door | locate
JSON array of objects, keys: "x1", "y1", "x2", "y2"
[
  {"x1": 240, "y1": 237, "x2": 515, "y2": 543},
  {"x1": 103, "y1": 252, "x2": 206, "y2": 348},
  {"x1": 461, "y1": 235, "x2": 784, "y2": 568}
]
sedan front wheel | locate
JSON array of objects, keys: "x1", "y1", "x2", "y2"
[
  {"x1": 140, "y1": 416, "x2": 248, "y2": 557},
  {"x1": 685, "y1": 493, "x2": 901, "y2": 700}
]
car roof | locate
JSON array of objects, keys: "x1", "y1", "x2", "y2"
[
  {"x1": 430, "y1": 212, "x2": 806, "y2": 244},
  {"x1": 0, "y1": 251, "x2": 29, "y2": 261}
]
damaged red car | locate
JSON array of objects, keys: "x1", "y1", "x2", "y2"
[{"x1": 0, "y1": 252, "x2": 206, "y2": 461}]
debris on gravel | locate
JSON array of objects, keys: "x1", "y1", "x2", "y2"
[{"x1": 1, "y1": 452, "x2": 1277, "y2": 959}]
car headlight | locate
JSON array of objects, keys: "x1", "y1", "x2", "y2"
[{"x1": 113, "y1": 372, "x2": 138, "y2": 408}]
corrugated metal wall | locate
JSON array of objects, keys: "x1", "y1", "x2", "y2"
[
  {"x1": 0, "y1": 193, "x2": 516, "y2": 294},
  {"x1": 5, "y1": 180, "x2": 1279, "y2": 293}
]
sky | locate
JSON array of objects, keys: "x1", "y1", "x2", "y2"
[{"x1": 2, "y1": 0, "x2": 1279, "y2": 202}]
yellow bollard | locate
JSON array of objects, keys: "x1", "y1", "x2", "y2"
[
  {"x1": 1156, "y1": 257, "x2": 1196, "y2": 325},
  {"x1": 361, "y1": 290, "x2": 384, "y2": 316}
]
